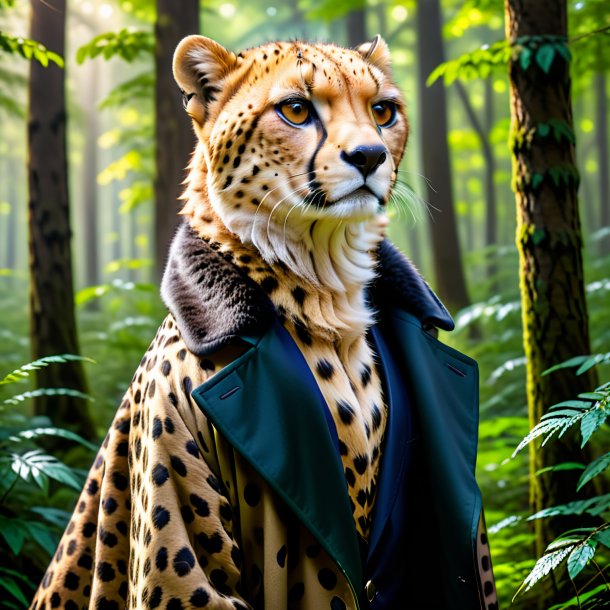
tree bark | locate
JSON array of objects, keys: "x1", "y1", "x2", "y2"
[
  {"x1": 505, "y1": 0, "x2": 598, "y2": 589},
  {"x1": 6, "y1": 156, "x2": 18, "y2": 274},
  {"x1": 83, "y1": 62, "x2": 100, "y2": 290},
  {"x1": 28, "y1": 0, "x2": 94, "y2": 439},
  {"x1": 596, "y1": 72, "x2": 609, "y2": 253},
  {"x1": 416, "y1": 0, "x2": 470, "y2": 312},
  {"x1": 346, "y1": 7, "x2": 367, "y2": 48},
  {"x1": 154, "y1": 0, "x2": 199, "y2": 281}
]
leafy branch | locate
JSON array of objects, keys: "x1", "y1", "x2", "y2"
[
  {"x1": 0, "y1": 32, "x2": 63, "y2": 68},
  {"x1": 76, "y1": 28, "x2": 154, "y2": 64},
  {"x1": 428, "y1": 25, "x2": 609, "y2": 85}
]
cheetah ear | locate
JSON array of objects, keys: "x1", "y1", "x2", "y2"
[
  {"x1": 356, "y1": 35, "x2": 392, "y2": 77},
  {"x1": 173, "y1": 35, "x2": 239, "y2": 123}
]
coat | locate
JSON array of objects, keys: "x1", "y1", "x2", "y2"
[{"x1": 30, "y1": 225, "x2": 497, "y2": 610}]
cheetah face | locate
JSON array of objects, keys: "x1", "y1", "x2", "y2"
[{"x1": 173, "y1": 36, "x2": 408, "y2": 232}]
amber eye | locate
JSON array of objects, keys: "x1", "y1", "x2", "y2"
[
  {"x1": 372, "y1": 101, "x2": 397, "y2": 127},
  {"x1": 277, "y1": 99, "x2": 311, "y2": 126}
]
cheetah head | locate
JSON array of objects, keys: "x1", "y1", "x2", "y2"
[{"x1": 173, "y1": 35, "x2": 408, "y2": 267}]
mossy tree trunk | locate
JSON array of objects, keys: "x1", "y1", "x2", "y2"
[
  {"x1": 154, "y1": 0, "x2": 198, "y2": 281},
  {"x1": 505, "y1": 0, "x2": 598, "y2": 575},
  {"x1": 28, "y1": 0, "x2": 95, "y2": 440}
]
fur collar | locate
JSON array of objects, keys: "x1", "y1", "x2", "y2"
[{"x1": 161, "y1": 222, "x2": 453, "y2": 355}]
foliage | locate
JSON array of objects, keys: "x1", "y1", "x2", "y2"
[
  {"x1": 510, "y1": 361, "x2": 610, "y2": 606},
  {"x1": 0, "y1": 32, "x2": 63, "y2": 68},
  {"x1": 427, "y1": 39, "x2": 513, "y2": 85},
  {"x1": 76, "y1": 28, "x2": 154, "y2": 64},
  {"x1": 0, "y1": 358, "x2": 95, "y2": 608},
  {"x1": 99, "y1": 72, "x2": 154, "y2": 110}
]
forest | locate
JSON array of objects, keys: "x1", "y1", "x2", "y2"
[{"x1": 0, "y1": 0, "x2": 609, "y2": 608}]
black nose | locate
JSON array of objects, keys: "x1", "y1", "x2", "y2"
[{"x1": 341, "y1": 145, "x2": 387, "y2": 179}]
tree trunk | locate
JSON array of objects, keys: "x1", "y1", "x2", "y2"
[
  {"x1": 83, "y1": 62, "x2": 100, "y2": 289},
  {"x1": 154, "y1": 0, "x2": 198, "y2": 282},
  {"x1": 505, "y1": 0, "x2": 598, "y2": 592},
  {"x1": 346, "y1": 7, "x2": 367, "y2": 48},
  {"x1": 28, "y1": 0, "x2": 94, "y2": 439},
  {"x1": 596, "y1": 72, "x2": 609, "y2": 253},
  {"x1": 6, "y1": 156, "x2": 18, "y2": 274},
  {"x1": 416, "y1": 0, "x2": 470, "y2": 312}
]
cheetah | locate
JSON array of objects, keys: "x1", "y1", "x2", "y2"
[{"x1": 30, "y1": 35, "x2": 496, "y2": 610}]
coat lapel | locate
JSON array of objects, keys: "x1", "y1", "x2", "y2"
[{"x1": 190, "y1": 319, "x2": 363, "y2": 593}]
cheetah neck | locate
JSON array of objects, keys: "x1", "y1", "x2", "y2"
[{"x1": 182, "y1": 164, "x2": 386, "y2": 350}]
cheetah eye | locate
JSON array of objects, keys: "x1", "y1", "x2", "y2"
[
  {"x1": 276, "y1": 98, "x2": 311, "y2": 126},
  {"x1": 372, "y1": 101, "x2": 397, "y2": 128}
]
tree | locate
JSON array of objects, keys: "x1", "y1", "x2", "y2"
[
  {"x1": 505, "y1": 0, "x2": 599, "y2": 585},
  {"x1": 28, "y1": 0, "x2": 94, "y2": 439},
  {"x1": 595, "y1": 71, "x2": 609, "y2": 252},
  {"x1": 415, "y1": 0, "x2": 470, "y2": 312},
  {"x1": 346, "y1": 7, "x2": 366, "y2": 48},
  {"x1": 154, "y1": 0, "x2": 198, "y2": 280}
]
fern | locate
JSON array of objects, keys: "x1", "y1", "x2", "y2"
[
  {"x1": 513, "y1": 355, "x2": 610, "y2": 606},
  {"x1": 0, "y1": 354, "x2": 94, "y2": 386},
  {"x1": 513, "y1": 390, "x2": 608, "y2": 457},
  {"x1": 3, "y1": 387, "x2": 94, "y2": 406},
  {"x1": 515, "y1": 546, "x2": 574, "y2": 596}
]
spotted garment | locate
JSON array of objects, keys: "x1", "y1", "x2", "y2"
[{"x1": 30, "y1": 313, "x2": 358, "y2": 610}]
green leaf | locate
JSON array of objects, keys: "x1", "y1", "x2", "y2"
[
  {"x1": 593, "y1": 528, "x2": 610, "y2": 549},
  {"x1": 14, "y1": 427, "x2": 97, "y2": 451},
  {"x1": 554, "y1": 42, "x2": 572, "y2": 62},
  {"x1": 0, "y1": 576, "x2": 29, "y2": 607},
  {"x1": 548, "y1": 583, "x2": 610, "y2": 609},
  {"x1": 548, "y1": 400, "x2": 592, "y2": 411},
  {"x1": 0, "y1": 515, "x2": 26, "y2": 555},
  {"x1": 29, "y1": 506, "x2": 71, "y2": 529},
  {"x1": 532, "y1": 228, "x2": 546, "y2": 245},
  {"x1": 517, "y1": 545, "x2": 573, "y2": 595},
  {"x1": 536, "y1": 462, "x2": 585, "y2": 476},
  {"x1": 531, "y1": 172, "x2": 544, "y2": 189},
  {"x1": 577, "y1": 452, "x2": 610, "y2": 491},
  {"x1": 537, "y1": 123, "x2": 550, "y2": 138},
  {"x1": 567, "y1": 540, "x2": 596, "y2": 579},
  {"x1": 24, "y1": 521, "x2": 60, "y2": 556},
  {"x1": 528, "y1": 494, "x2": 610, "y2": 520},
  {"x1": 580, "y1": 408, "x2": 607, "y2": 447},
  {"x1": 536, "y1": 44, "x2": 556, "y2": 73},
  {"x1": 544, "y1": 356, "x2": 590, "y2": 375},
  {"x1": 548, "y1": 167, "x2": 564, "y2": 187},
  {"x1": 9, "y1": 449, "x2": 84, "y2": 491},
  {"x1": 519, "y1": 46, "x2": 533, "y2": 71}
]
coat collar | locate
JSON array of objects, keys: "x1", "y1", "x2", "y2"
[{"x1": 161, "y1": 221, "x2": 453, "y2": 355}]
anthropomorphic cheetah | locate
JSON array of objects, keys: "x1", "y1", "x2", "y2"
[{"x1": 31, "y1": 35, "x2": 497, "y2": 610}]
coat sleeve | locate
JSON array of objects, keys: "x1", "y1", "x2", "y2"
[{"x1": 30, "y1": 316, "x2": 251, "y2": 610}]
